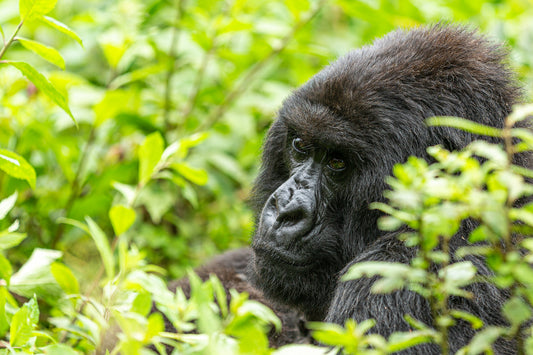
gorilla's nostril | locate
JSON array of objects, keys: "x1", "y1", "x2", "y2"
[{"x1": 278, "y1": 209, "x2": 305, "y2": 225}]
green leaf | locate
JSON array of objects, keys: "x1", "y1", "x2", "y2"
[
  {"x1": 0, "y1": 230, "x2": 27, "y2": 250},
  {"x1": 138, "y1": 132, "x2": 164, "y2": 185},
  {"x1": 9, "y1": 249, "x2": 62, "y2": 302},
  {"x1": 10, "y1": 297, "x2": 39, "y2": 347},
  {"x1": 43, "y1": 344, "x2": 81, "y2": 355},
  {"x1": 0, "y1": 149, "x2": 36, "y2": 189},
  {"x1": 450, "y1": 310, "x2": 483, "y2": 329},
  {"x1": 342, "y1": 261, "x2": 412, "y2": 282},
  {"x1": 170, "y1": 162, "x2": 208, "y2": 186},
  {"x1": 131, "y1": 291, "x2": 151, "y2": 316},
  {"x1": 5, "y1": 61, "x2": 76, "y2": 124},
  {"x1": 426, "y1": 116, "x2": 502, "y2": 137},
  {"x1": 19, "y1": 0, "x2": 58, "y2": 22},
  {"x1": 109, "y1": 205, "x2": 136, "y2": 236},
  {"x1": 387, "y1": 331, "x2": 434, "y2": 352},
  {"x1": 0, "y1": 191, "x2": 18, "y2": 219},
  {"x1": 502, "y1": 297, "x2": 531, "y2": 327},
  {"x1": 50, "y1": 262, "x2": 79, "y2": 295},
  {"x1": 0, "y1": 288, "x2": 8, "y2": 337},
  {"x1": 86, "y1": 217, "x2": 114, "y2": 280},
  {"x1": 0, "y1": 254, "x2": 13, "y2": 286},
  {"x1": 465, "y1": 326, "x2": 506, "y2": 354},
  {"x1": 17, "y1": 37, "x2": 65, "y2": 69},
  {"x1": 94, "y1": 90, "x2": 136, "y2": 127},
  {"x1": 272, "y1": 345, "x2": 329, "y2": 355},
  {"x1": 41, "y1": 16, "x2": 83, "y2": 46},
  {"x1": 56, "y1": 217, "x2": 90, "y2": 234}
]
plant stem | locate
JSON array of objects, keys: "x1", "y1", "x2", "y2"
[{"x1": 0, "y1": 21, "x2": 23, "y2": 60}]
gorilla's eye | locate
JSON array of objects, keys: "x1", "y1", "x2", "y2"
[
  {"x1": 292, "y1": 138, "x2": 309, "y2": 155},
  {"x1": 327, "y1": 158, "x2": 346, "y2": 171}
]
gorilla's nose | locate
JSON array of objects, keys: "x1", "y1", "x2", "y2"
[{"x1": 273, "y1": 193, "x2": 315, "y2": 247}]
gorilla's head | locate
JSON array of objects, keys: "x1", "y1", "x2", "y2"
[{"x1": 249, "y1": 25, "x2": 521, "y2": 320}]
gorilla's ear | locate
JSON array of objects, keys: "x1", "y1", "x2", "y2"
[{"x1": 250, "y1": 119, "x2": 289, "y2": 213}]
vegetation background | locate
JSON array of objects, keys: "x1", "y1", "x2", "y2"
[{"x1": 0, "y1": 0, "x2": 533, "y2": 354}]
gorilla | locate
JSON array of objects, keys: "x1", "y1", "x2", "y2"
[{"x1": 248, "y1": 25, "x2": 528, "y2": 353}]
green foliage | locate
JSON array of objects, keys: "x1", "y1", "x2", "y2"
[{"x1": 0, "y1": 0, "x2": 533, "y2": 353}]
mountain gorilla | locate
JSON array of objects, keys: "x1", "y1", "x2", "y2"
[{"x1": 248, "y1": 25, "x2": 527, "y2": 353}]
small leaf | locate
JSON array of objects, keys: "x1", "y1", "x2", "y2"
[
  {"x1": 50, "y1": 262, "x2": 79, "y2": 295},
  {"x1": 0, "y1": 254, "x2": 13, "y2": 286},
  {"x1": 5, "y1": 61, "x2": 76, "y2": 124},
  {"x1": 93, "y1": 90, "x2": 136, "y2": 127},
  {"x1": 86, "y1": 217, "x2": 114, "y2": 279},
  {"x1": 0, "y1": 191, "x2": 18, "y2": 219},
  {"x1": 465, "y1": 326, "x2": 506, "y2": 354},
  {"x1": 109, "y1": 205, "x2": 136, "y2": 236},
  {"x1": 41, "y1": 16, "x2": 83, "y2": 46},
  {"x1": 10, "y1": 297, "x2": 39, "y2": 347},
  {"x1": 42, "y1": 344, "x2": 81, "y2": 355},
  {"x1": 17, "y1": 37, "x2": 65, "y2": 69},
  {"x1": 426, "y1": 116, "x2": 502, "y2": 137},
  {"x1": 9, "y1": 249, "x2": 62, "y2": 302},
  {"x1": 0, "y1": 149, "x2": 36, "y2": 189},
  {"x1": 502, "y1": 297, "x2": 531, "y2": 327},
  {"x1": 170, "y1": 163, "x2": 208, "y2": 186},
  {"x1": 19, "y1": 0, "x2": 58, "y2": 22},
  {"x1": 0, "y1": 288, "x2": 8, "y2": 337},
  {"x1": 0, "y1": 230, "x2": 27, "y2": 250},
  {"x1": 138, "y1": 132, "x2": 164, "y2": 185},
  {"x1": 131, "y1": 291, "x2": 151, "y2": 316},
  {"x1": 112, "y1": 182, "x2": 136, "y2": 206}
]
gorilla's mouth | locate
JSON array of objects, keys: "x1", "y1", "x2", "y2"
[{"x1": 253, "y1": 246, "x2": 317, "y2": 270}]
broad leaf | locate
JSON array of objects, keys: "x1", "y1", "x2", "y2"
[
  {"x1": 19, "y1": 0, "x2": 58, "y2": 22},
  {"x1": 86, "y1": 217, "x2": 114, "y2": 279},
  {"x1": 0, "y1": 149, "x2": 36, "y2": 189},
  {"x1": 9, "y1": 297, "x2": 39, "y2": 347},
  {"x1": 50, "y1": 262, "x2": 79, "y2": 295},
  {"x1": 5, "y1": 61, "x2": 76, "y2": 124},
  {"x1": 41, "y1": 16, "x2": 83, "y2": 46},
  {"x1": 9, "y1": 249, "x2": 62, "y2": 302},
  {"x1": 109, "y1": 204, "x2": 136, "y2": 236},
  {"x1": 17, "y1": 37, "x2": 65, "y2": 69},
  {"x1": 138, "y1": 132, "x2": 164, "y2": 185},
  {"x1": 0, "y1": 191, "x2": 18, "y2": 219}
]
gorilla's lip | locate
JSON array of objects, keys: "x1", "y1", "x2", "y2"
[{"x1": 254, "y1": 246, "x2": 316, "y2": 270}]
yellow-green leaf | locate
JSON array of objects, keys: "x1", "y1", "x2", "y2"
[
  {"x1": 10, "y1": 297, "x2": 38, "y2": 347},
  {"x1": 86, "y1": 217, "x2": 114, "y2": 280},
  {"x1": 0, "y1": 149, "x2": 36, "y2": 189},
  {"x1": 41, "y1": 16, "x2": 83, "y2": 46},
  {"x1": 170, "y1": 162, "x2": 208, "y2": 186},
  {"x1": 5, "y1": 61, "x2": 76, "y2": 124},
  {"x1": 19, "y1": 0, "x2": 58, "y2": 22},
  {"x1": 50, "y1": 262, "x2": 79, "y2": 295},
  {"x1": 17, "y1": 37, "x2": 65, "y2": 69},
  {"x1": 109, "y1": 205, "x2": 136, "y2": 236},
  {"x1": 139, "y1": 132, "x2": 164, "y2": 185}
]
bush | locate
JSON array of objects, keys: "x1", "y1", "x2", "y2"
[{"x1": 1, "y1": 0, "x2": 533, "y2": 354}]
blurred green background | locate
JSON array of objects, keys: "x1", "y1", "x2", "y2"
[{"x1": 0, "y1": 0, "x2": 532, "y2": 281}]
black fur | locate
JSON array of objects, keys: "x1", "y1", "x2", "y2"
[
  {"x1": 165, "y1": 248, "x2": 310, "y2": 348},
  {"x1": 248, "y1": 25, "x2": 527, "y2": 353}
]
